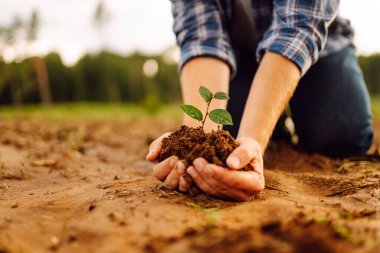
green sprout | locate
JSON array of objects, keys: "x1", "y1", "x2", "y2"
[{"x1": 180, "y1": 86, "x2": 233, "y2": 129}]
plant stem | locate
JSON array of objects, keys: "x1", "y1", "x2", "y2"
[{"x1": 201, "y1": 99, "x2": 212, "y2": 129}]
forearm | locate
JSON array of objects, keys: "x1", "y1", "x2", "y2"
[
  {"x1": 180, "y1": 57, "x2": 230, "y2": 132},
  {"x1": 238, "y1": 51, "x2": 301, "y2": 153}
]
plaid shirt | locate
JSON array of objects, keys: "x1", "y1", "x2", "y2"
[{"x1": 171, "y1": 0, "x2": 354, "y2": 77}]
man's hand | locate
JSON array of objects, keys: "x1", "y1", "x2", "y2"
[
  {"x1": 187, "y1": 137, "x2": 265, "y2": 201},
  {"x1": 146, "y1": 133, "x2": 193, "y2": 192}
]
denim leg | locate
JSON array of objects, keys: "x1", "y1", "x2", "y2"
[{"x1": 290, "y1": 46, "x2": 374, "y2": 157}]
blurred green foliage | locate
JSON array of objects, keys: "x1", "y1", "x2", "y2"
[
  {"x1": 358, "y1": 54, "x2": 380, "y2": 94},
  {"x1": 0, "y1": 103, "x2": 181, "y2": 119},
  {"x1": 0, "y1": 51, "x2": 379, "y2": 111},
  {"x1": 0, "y1": 51, "x2": 181, "y2": 108},
  {"x1": 372, "y1": 95, "x2": 380, "y2": 118}
]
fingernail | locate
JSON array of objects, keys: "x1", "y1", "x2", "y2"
[
  {"x1": 178, "y1": 177, "x2": 186, "y2": 192},
  {"x1": 164, "y1": 178, "x2": 175, "y2": 189},
  {"x1": 193, "y1": 159, "x2": 205, "y2": 171},
  {"x1": 146, "y1": 149, "x2": 155, "y2": 159},
  {"x1": 187, "y1": 167, "x2": 196, "y2": 177},
  {"x1": 228, "y1": 156, "x2": 240, "y2": 168},
  {"x1": 177, "y1": 161, "x2": 185, "y2": 174},
  {"x1": 169, "y1": 158, "x2": 177, "y2": 168}
]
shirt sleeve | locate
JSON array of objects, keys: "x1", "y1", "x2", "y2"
[
  {"x1": 171, "y1": 0, "x2": 236, "y2": 76},
  {"x1": 256, "y1": 0, "x2": 340, "y2": 76}
]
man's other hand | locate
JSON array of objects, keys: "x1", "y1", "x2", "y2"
[
  {"x1": 187, "y1": 137, "x2": 265, "y2": 201},
  {"x1": 146, "y1": 133, "x2": 193, "y2": 192}
]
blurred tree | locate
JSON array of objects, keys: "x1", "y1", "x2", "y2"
[
  {"x1": 359, "y1": 54, "x2": 380, "y2": 94},
  {"x1": 93, "y1": 0, "x2": 120, "y2": 103},
  {"x1": 0, "y1": 59, "x2": 6, "y2": 96},
  {"x1": 0, "y1": 15, "x2": 24, "y2": 106},
  {"x1": 26, "y1": 10, "x2": 53, "y2": 106},
  {"x1": 26, "y1": 10, "x2": 38, "y2": 42},
  {"x1": 0, "y1": 49, "x2": 178, "y2": 105},
  {"x1": 0, "y1": 11, "x2": 54, "y2": 106},
  {"x1": 93, "y1": 0, "x2": 111, "y2": 30},
  {"x1": 44, "y1": 52, "x2": 76, "y2": 102},
  {"x1": 125, "y1": 53, "x2": 145, "y2": 102},
  {"x1": 0, "y1": 16, "x2": 22, "y2": 51},
  {"x1": 18, "y1": 58, "x2": 40, "y2": 104}
]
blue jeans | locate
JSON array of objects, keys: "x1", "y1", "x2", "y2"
[{"x1": 225, "y1": 46, "x2": 374, "y2": 157}]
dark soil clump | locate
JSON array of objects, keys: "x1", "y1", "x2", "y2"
[{"x1": 158, "y1": 125, "x2": 249, "y2": 170}]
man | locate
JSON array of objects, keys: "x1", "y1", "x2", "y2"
[{"x1": 146, "y1": 0, "x2": 374, "y2": 201}]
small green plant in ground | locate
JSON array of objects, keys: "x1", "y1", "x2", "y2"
[
  {"x1": 314, "y1": 215, "x2": 328, "y2": 224},
  {"x1": 185, "y1": 201, "x2": 220, "y2": 230},
  {"x1": 180, "y1": 86, "x2": 233, "y2": 129},
  {"x1": 334, "y1": 224, "x2": 361, "y2": 244},
  {"x1": 336, "y1": 161, "x2": 377, "y2": 174}
]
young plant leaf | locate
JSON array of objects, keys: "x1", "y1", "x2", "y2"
[
  {"x1": 209, "y1": 109, "x2": 233, "y2": 125},
  {"x1": 213, "y1": 92, "x2": 230, "y2": 100},
  {"x1": 180, "y1": 104, "x2": 203, "y2": 121},
  {"x1": 199, "y1": 86, "x2": 213, "y2": 103}
]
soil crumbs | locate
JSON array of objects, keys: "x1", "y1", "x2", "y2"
[
  {"x1": 158, "y1": 125, "x2": 249, "y2": 170},
  {"x1": 0, "y1": 117, "x2": 379, "y2": 253}
]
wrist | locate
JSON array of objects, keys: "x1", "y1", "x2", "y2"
[
  {"x1": 237, "y1": 52, "x2": 300, "y2": 154},
  {"x1": 236, "y1": 134, "x2": 266, "y2": 154},
  {"x1": 235, "y1": 136, "x2": 264, "y2": 155}
]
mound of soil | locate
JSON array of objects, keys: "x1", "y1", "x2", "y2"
[{"x1": 158, "y1": 125, "x2": 249, "y2": 170}]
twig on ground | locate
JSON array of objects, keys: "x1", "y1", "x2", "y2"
[
  {"x1": 325, "y1": 183, "x2": 380, "y2": 197},
  {"x1": 265, "y1": 185, "x2": 289, "y2": 193}
]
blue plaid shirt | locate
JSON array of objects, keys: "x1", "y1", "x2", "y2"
[{"x1": 171, "y1": 0, "x2": 354, "y2": 77}]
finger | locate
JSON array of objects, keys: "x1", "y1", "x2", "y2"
[
  {"x1": 152, "y1": 156, "x2": 178, "y2": 181},
  {"x1": 187, "y1": 166, "x2": 217, "y2": 195},
  {"x1": 179, "y1": 173, "x2": 192, "y2": 192},
  {"x1": 203, "y1": 162, "x2": 265, "y2": 193},
  {"x1": 226, "y1": 139, "x2": 257, "y2": 169},
  {"x1": 146, "y1": 132, "x2": 171, "y2": 161},
  {"x1": 193, "y1": 158, "x2": 252, "y2": 201},
  {"x1": 163, "y1": 160, "x2": 187, "y2": 189},
  {"x1": 201, "y1": 168, "x2": 251, "y2": 201}
]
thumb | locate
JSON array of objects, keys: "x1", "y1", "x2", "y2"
[
  {"x1": 146, "y1": 132, "x2": 171, "y2": 161},
  {"x1": 226, "y1": 137, "x2": 259, "y2": 169}
]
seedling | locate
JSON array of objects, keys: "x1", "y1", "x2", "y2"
[{"x1": 180, "y1": 86, "x2": 233, "y2": 129}]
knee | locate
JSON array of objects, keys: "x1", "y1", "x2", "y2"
[{"x1": 298, "y1": 123, "x2": 374, "y2": 157}]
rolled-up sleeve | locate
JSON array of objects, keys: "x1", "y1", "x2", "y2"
[
  {"x1": 172, "y1": 0, "x2": 236, "y2": 76},
  {"x1": 256, "y1": 0, "x2": 339, "y2": 76}
]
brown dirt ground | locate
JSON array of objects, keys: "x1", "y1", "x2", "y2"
[{"x1": 0, "y1": 117, "x2": 379, "y2": 253}]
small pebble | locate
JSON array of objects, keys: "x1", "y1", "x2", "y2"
[
  {"x1": 88, "y1": 203, "x2": 96, "y2": 211},
  {"x1": 50, "y1": 236, "x2": 60, "y2": 250}
]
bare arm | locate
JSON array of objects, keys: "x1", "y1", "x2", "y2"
[
  {"x1": 180, "y1": 57, "x2": 230, "y2": 132},
  {"x1": 180, "y1": 52, "x2": 300, "y2": 146},
  {"x1": 179, "y1": 51, "x2": 301, "y2": 171},
  {"x1": 146, "y1": 57, "x2": 230, "y2": 192},
  {"x1": 238, "y1": 51, "x2": 301, "y2": 154},
  {"x1": 186, "y1": 52, "x2": 301, "y2": 200}
]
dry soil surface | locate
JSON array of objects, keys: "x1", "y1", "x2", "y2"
[{"x1": 0, "y1": 117, "x2": 379, "y2": 253}]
